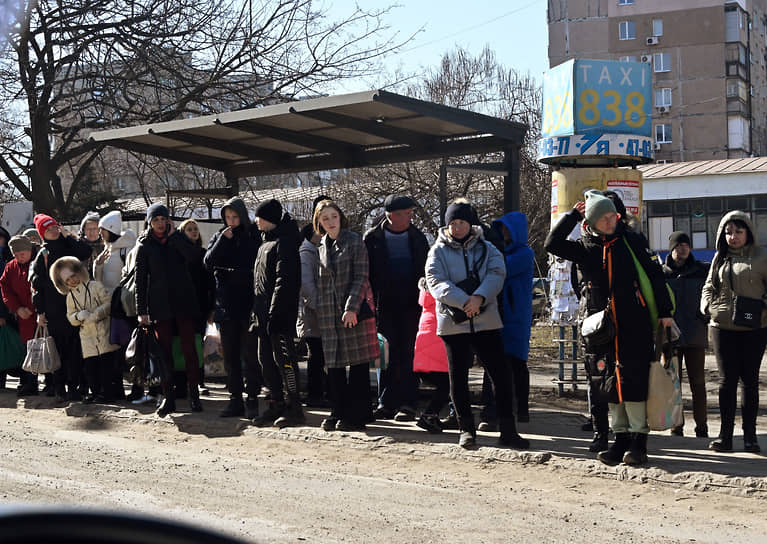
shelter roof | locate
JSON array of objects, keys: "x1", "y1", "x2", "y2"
[
  {"x1": 90, "y1": 90, "x2": 527, "y2": 179},
  {"x1": 639, "y1": 157, "x2": 767, "y2": 179}
]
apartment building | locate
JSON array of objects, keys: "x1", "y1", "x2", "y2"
[{"x1": 548, "y1": 0, "x2": 767, "y2": 162}]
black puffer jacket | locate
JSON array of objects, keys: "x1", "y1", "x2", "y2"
[
  {"x1": 251, "y1": 213, "x2": 301, "y2": 334},
  {"x1": 135, "y1": 229, "x2": 201, "y2": 321},
  {"x1": 30, "y1": 234, "x2": 93, "y2": 325},
  {"x1": 663, "y1": 253, "x2": 709, "y2": 348},
  {"x1": 204, "y1": 197, "x2": 261, "y2": 322},
  {"x1": 363, "y1": 220, "x2": 429, "y2": 316},
  {"x1": 545, "y1": 209, "x2": 673, "y2": 402}
]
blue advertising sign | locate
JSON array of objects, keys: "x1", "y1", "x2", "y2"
[
  {"x1": 542, "y1": 60, "x2": 574, "y2": 138},
  {"x1": 541, "y1": 59, "x2": 652, "y2": 138},
  {"x1": 574, "y1": 59, "x2": 651, "y2": 136}
]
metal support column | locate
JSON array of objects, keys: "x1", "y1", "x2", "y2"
[{"x1": 503, "y1": 145, "x2": 520, "y2": 213}]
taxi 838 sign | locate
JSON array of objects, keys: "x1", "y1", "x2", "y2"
[{"x1": 542, "y1": 59, "x2": 651, "y2": 138}]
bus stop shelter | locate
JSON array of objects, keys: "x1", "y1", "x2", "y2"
[{"x1": 90, "y1": 89, "x2": 528, "y2": 212}]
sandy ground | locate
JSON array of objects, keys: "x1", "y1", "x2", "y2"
[{"x1": 0, "y1": 374, "x2": 765, "y2": 544}]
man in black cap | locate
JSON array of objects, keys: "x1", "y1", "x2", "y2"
[
  {"x1": 663, "y1": 231, "x2": 710, "y2": 437},
  {"x1": 250, "y1": 198, "x2": 305, "y2": 428},
  {"x1": 364, "y1": 194, "x2": 429, "y2": 421}
]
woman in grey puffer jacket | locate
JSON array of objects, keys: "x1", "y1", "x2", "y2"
[
  {"x1": 425, "y1": 201, "x2": 528, "y2": 450},
  {"x1": 701, "y1": 210, "x2": 767, "y2": 453}
]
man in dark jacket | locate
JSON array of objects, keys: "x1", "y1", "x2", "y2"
[
  {"x1": 663, "y1": 231, "x2": 710, "y2": 438},
  {"x1": 364, "y1": 195, "x2": 429, "y2": 421},
  {"x1": 204, "y1": 197, "x2": 262, "y2": 418},
  {"x1": 250, "y1": 199, "x2": 305, "y2": 428},
  {"x1": 30, "y1": 214, "x2": 93, "y2": 400}
]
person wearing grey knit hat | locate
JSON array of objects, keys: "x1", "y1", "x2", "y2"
[
  {"x1": 583, "y1": 190, "x2": 618, "y2": 234},
  {"x1": 79, "y1": 211, "x2": 103, "y2": 279}
]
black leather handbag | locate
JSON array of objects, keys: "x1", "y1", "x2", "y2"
[{"x1": 729, "y1": 261, "x2": 764, "y2": 329}]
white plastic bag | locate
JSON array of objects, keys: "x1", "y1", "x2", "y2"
[
  {"x1": 22, "y1": 325, "x2": 62, "y2": 375},
  {"x1": 203, "y1": 322, "x2": 225, "y2": 377}
]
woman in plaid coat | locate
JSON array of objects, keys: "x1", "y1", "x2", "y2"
[{"x1": 314, "y1": 200, "x2": 378, "y2": 432}]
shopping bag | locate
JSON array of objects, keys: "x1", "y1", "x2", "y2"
[
  {"x1": 0, "y1": 325, "x2": 25, "y2": 371},
  {"x1": 126, "y1": 326, "x2": 168, "y2": 386},
  {"x1": 203, "y1": 322, "x2": 226, "y2": 378},
  {"x1": 172, "y1": 334, "x2": 203, "y2": 371},
  {"x1": 646, "y1": 326, "x2": 684, "y2": 431},
  {"x1": 22, "y1": 325, "x2": 62, "y2": 375}
]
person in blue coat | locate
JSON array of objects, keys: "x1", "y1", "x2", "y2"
[{"x1": 478, "y1": 212, "x2": 534, "y2": 429}]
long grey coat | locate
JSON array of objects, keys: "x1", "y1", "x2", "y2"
[
  {"x1": 426, "y1": 226, "x2": 506, "y2": 336},
  {"x1": 317, "y1": 229, "x2": 379, "y2": 368},
  {"x1": 297, "y1": 238, "x2": 320, "y2": 338}
]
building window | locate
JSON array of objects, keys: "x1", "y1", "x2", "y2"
[
  {"x1": 619, "y1": 55, "x2": 637, "y2": 62},
  {"x1": 652, "y1": 19, "x2": 663, "y2": 36},
  {"x1": 618, "y1": 0, "x2": 634, "y2": 4},
  {"x1": 655, "y1": 123, "x2": 672, "y2": 143},
  {"x1": 654, "y1": 52, "x2": 671, "y2": 72},
  {"x1": 655, "y1": 88, "x2": 672, "y2": 106},
  {"x1": 619, "y1": 21, "x2": 636, "y2": 40}
]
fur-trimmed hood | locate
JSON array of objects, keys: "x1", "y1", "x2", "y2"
[{"x1": 50, "y1": 256, "x2": 89, "y2": 295}]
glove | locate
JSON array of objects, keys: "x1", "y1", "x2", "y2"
[{"x1": 76, "y1": 310, "x2": 91, "y2": 322}]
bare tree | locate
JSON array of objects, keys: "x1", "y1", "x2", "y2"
[
  {"x1": 330, "y1": 46, "x2": 550, "y2": 265},
  {"x1": 0, "y1": 0, "x2": 406, "y2": 219}
]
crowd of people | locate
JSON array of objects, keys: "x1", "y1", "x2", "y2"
[{"x1": 0, "y1": 190, "x2": 764, "y2": 460}]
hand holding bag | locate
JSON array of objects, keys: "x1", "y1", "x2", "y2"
[
  {"x1": 647, "y1": 326, "x2": 684, "y2": 431},
  {"x1": 445, "y1": 242, "x2": 487, "y2": 324},
  {"x1": 22, "y1": 325, "x2": 62, "y2": 375}
]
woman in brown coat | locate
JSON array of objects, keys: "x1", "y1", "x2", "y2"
[{"x1": 314, "y1": 201, "x2": 378, "y2": 432}]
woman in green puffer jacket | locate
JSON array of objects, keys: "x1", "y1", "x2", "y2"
[{"x1": 701, "y1": 210, "x2": 767, "y2": 453}]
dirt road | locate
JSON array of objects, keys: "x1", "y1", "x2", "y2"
[{"x1": 0, "y1": 388, "x2": 765, "y2": 544}]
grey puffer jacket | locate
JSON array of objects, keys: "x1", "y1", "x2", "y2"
[
  {"x1": 425, "y1": 226, "x2": 505, "y2": 336},
  {"x1": 701, "y1": 210, "x2": 767, "y2": 331}
]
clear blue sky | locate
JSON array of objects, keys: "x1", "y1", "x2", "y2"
[{"x1": 325, "y1": 0, "x2": 549, "y2": 93}]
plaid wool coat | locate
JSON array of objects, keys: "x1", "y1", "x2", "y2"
[{"x1": 317, "y1": 228, "x2": 379, "y2": 368}]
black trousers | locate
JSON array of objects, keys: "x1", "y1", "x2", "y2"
[
  {"x1": 305, "y1": 336, "x2": 326, "y2": 400},
  {"x1": 441, "y1": 329, "x2": 514, "y2": 434},
  {"x1": 377, "y1": 310, "x2": 419, "y2": 411},
  {"x1": 480, "y1": 355, "x2": 529, "y2": 421},
  {"x1": 711, "y1": 326, "x2": 767, "y2": 439},
  {"x1": 48, "y1": 320, "x2": 82, "y2": 393},
  {"x1": 255, "y1": 327, "x2": 300, "y2": 405},
  {"x1": 83, "y1": 352, "x2": 115, "y2": 397},
  {"x1": 219, "y1": 319, "x2": 262, "y2": 399},
  {"x1": 327, "y1": 363, "x2": 371, "y2": 424},
  {"x1": 420, "y1": 371, "x2": 450, "y2": 415}
]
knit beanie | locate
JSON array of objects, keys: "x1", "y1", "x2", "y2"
[
  {"x1": 22, "y1": 228, "x2": 42, "y2": 245},
  {"x1": 79, "y1": 211, "x2": 101, "y2": 235},
  {"x1": 444, "y1": 202, "x2": 475, "y2": 226},
  {"x1": 668, "y1": 231, "x2": 691, "y2": 252},
  {"x1": 8, "y1": 235, "x2": 33, "y2": 255},
  {"x1": 584, "y1": 190, "x2": 617, "y2": 226},
  {"x1": 255, "y1": 199, "x2": 283, "y2": 225},
  {"x1": 99, "y1": 210, "x2": 122, "y2": 236},
  {"x1": 33, "y1": 214, "x2": 59, "y2": 240},
  {"x1": 146, "y1": 203, "x2": 170, "y2": 223},
  {"x1": 384, "y1": 194, "x2": 417, "y2": 212}
]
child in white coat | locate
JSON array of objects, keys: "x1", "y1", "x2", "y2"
[{"x1": 51, "y1": 256, "x2": 120, "y2": 402}]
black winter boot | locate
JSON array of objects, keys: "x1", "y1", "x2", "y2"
[
  {"x1": 189, "y1": 385, "x2": 202, "y2": 412},
  {"x1": 245, "y1": 397, "x2": 259, "y2": 419},
  {"x1": 253, "y1": 401, "x2": 284, "y2": 427},
  {"x1": 498, "y1": 417, "x2": 530, "y2": 449},
  {"x1": 589, "y1": 432, "x2": 609, "y2": 453},
  {"x1": 597, "y1": 432, "x2": 631, "y2": 465},
  {"x1": 622, "y1": 433, "x2": 649, "y2": 465},
  {"x1": 156, "y1": 395, "x2": 176, "y2": 417},
  {"x1": 710, "y1": 395, "x2": 735, "y2": 452},
  {"x1": 220, "y1": 396, "x2": 245, "y2": 418},
  {"x1": 126, "y1": 383, "x2": 144, "y2": 402},
  {"x1": 274, "y1": 402, "x2": 305, "y2": 429}
]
